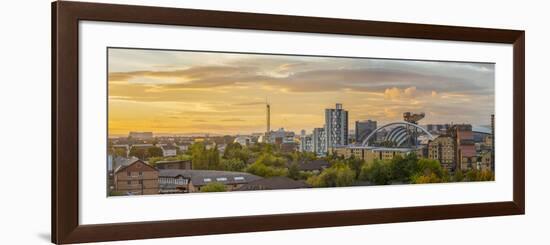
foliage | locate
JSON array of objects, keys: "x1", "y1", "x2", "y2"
[
  {"x1": 388, "y1": 154, "x2": 417, "y2": 182},
  {"x1": 248, "y1": 143, "x2": 278, "y2": 154},
  {"x1": 129, "y1": 147, "x2": 148, "y2": 160},
  {"x1": 113, "y1": 148, "x2": 127, "y2": 157},
  {"x1": 200, "y1": 182, "x2": 227, "y2": 192},
  {"x1": 221, "y1": 158, "x2": 247, "y2": 172},
  {"x1": 411, "y1": 172, "x2": 442, "y2": 184},
  {"x1": 307, "y1": 163, "x2": 355, "y2": 187},
  {"x1": 358, "y1": 153, "x2": 447, "y2": 185},
  {"x1": 245, "y1": 162, "x2": 288, "y2": 178},
  {"x1": 147, "y1": 156, "x2": 164, "y2": 166},
  {"x1": 108, "y1": 190, "x2": 126, "y2": 196},
  {"x1": 359, "y1": 159, "x2": 392, "y2": 185},
  {"x1": 287, "y1": 162, "x2": 301, "y2": 180},
  {"x1": 190, "y1": 142, "x2": 221, "y2": 170},
  {"x1": 147, "y1": 147, "x2": 163, "y2": 158},
  {"x1": 453, "y1": 169, "x2": 465, "y2": 182},
  {"x1": 129, "y1": 147, "x2": 162, "y2": 160},
  {"x1": 465, "y1": 169, "x2": 495, "y2": 181},
  {"x1": 147, "y1": 154, "x2": 191, "y2": 167},
  {"x1": 223, "y1": 142, "x2": 252, "y2": 163},
  {"x1": 255, "y1": 153, "x2": 288, "y2": 168},
  {"x1": 415, "y1": 158, "x2": 444, "y2": 177},
  {"x1": 290, "y1": 151, "x2": 317, "y2": 162},
  {"x1": 342, "y1": 155, "x2": 365, "y2": 179}
]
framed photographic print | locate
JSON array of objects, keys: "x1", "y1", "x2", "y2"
[{"x1": 52, "y1": 1, "x2": 525, "y2": 244}]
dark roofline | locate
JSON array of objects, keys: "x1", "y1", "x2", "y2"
[{"x1": 114, "y1": 159, "x2": 158, "y2": 173}]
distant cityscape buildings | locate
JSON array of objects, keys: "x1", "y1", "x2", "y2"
[
  {"x1": 355, "y1": 120, "x2": 377, "y2": 144},
  {"x1": 108, "y1": 101, "x2": 494, "y2": 196},
  {"x1": 129, "y1": 131, "x2": 153, "y2": 139}
]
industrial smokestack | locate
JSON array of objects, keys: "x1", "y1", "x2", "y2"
[{"x1": 266, "y1": 102, "x2": 271, "y2": 134}]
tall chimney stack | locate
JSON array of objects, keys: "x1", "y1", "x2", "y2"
[{"x1": 266, "y1": 101, "x2": 271, "y2": 134}]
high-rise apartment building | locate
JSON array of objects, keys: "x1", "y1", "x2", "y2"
[
  {"x1": 324, "y1": 103, "x2": 349, "y2": 149},
  {"x1": 312, "y1": 127, "x2": 327, "y2": 156}
]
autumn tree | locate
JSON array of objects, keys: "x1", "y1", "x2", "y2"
[{"x1": 201, "y1": 182, "x2": 227, "y2": 192}]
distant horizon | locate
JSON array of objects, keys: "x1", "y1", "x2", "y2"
[
  {"x1": 107, "y1": 122, "x2": 492, "y2": 138},
  {"x1": 108, "y1": 48, "x2": 495, "y2": 136}
]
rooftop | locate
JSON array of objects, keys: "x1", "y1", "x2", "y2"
[
  {"x1": 158, "y1": 169, "x2": 262, "y2": 186},
  {"x1": 237, "y1": 176, "x2": 310, "y2": 191},
  {"x1": 297, "y1": 159, "x2": 331, "y2": 171}
]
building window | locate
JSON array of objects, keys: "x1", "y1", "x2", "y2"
[
  {"x1": 139, "y1": 171, "x2": 143, "y2": 176},
  {"x1": 127, "y1": 171, "x2": 131, "y2": 176},
  {"x1": 139, "y1": 180, "x2": 143, "y2": 184},
  {"x1": 127, "y1": 180, "x2": 131, "y2": 185}
]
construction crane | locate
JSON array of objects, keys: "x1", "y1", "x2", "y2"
[{"x1": 403, "y1": 112, "x2": 425, "y2": 124}]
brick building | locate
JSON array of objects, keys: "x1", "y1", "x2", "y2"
[{"x1": 114, "y1": 159, "x2": 159, "y2": 195}]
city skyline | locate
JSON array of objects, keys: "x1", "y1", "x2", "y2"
[{"x1": 108, "y1": 48, "x2": 495, "y2": 136}]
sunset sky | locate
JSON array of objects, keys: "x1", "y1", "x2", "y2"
[{"x1": 108, "y1": 48, "x2": 494, "y2": 136}]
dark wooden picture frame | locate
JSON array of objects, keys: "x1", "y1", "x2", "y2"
[{"x1": 52, "y1": 1, "x2": 525, "y2": 244}]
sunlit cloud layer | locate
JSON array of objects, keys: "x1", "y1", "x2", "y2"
[{"x1": 108, "y1": 48, "x2": 494, "y2": 136}]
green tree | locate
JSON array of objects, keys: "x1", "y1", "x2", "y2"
[
  {"x1": 147, "y1": 156, "x2": 164, "y2": 166},
  {"x1": 344, "y1": 155, "x2": 365, "y2": 179},
  {"x1": 465, "y1": 169, "x2": 494, "y2": 181},
  {"x1": 223, "y1": 142, "x2": 251, "y2": 163},
  {"x1": 307, "y1": 163, "x2": 355, "y2": 187},
  {"x1": 415, "y1": 158, "x2": 444, "y2": 178},
  {"x1": 129, "y1": 147, "x2": 148, "y2": 160},
  {"x1": 453, "y1": 170, "x2": 465, "y2": 182},
  {"x1": 287, "y1": 162, "x2": 301, "y2": 180},
  {"x1": 255, "y1": 152, "x2": 287, "y2": 168},
  {"x1": 113, "y1": 148, "x2": 127, "y2": 157},
  {"x1": 359, "y1": 159, "x2": 392, "y2": 185},
  {"x1": 411, "y1": 172, "x2": 442, "y2": 184},
  {"x1": 245, "y1": 162, "x2": 288, "y2": 178},
  {"x1": 190, "y1": 143, "x2": 209, "y2": 169},
  {"x1": 147, "y1": 147, "x2": 163, "y2": 158},
  {"x1": 388, "y1": 154, "x2": 419, "y2": 182},
  {"x1": 200, "y1": 182, "x2": 227, "y2": 192},
  {"x1": 207, "y1": 145, "x2": 221, "y2": 170},
  {"x1": 223, "y1": 142, "x2": 243, "y2": 158},
  {"x1": 221, "y1": 158, "x2": 246, "y2": 172}
]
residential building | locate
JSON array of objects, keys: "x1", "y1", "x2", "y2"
[
  {"x1": 113, "y1": 159, "x2": 159, "y2": 195},
  {"x1": 176, "y1": 142, "x2": 191, "y2": 152},
  {"x1": 332, "y1": 146, "x2": 413, "y2": 163},
  {"x1": 477, "y1": 151, "x2": 492, "y2": 171},
  {"x1": 425, "y1": 124, "x2": 451, "y2": 134},
  {"x1": 325, "y1": 103, "x2": 349, "y2": 149},
  {"x1": 158, "y1": 170, "x2": 263, "y2": 192},
  {"x1": 428, "y1": 135, "x2": 456, "y2": 171},
  {"x1": 312, "y1": 127, "x2": 327, "y2": 156},
  {"x1": 161, "y1": 145, "x2": 178, "y2": 157},
  {"x1": 355, "y1": 120, "x2": 377, "y2": 143},
  {"x1": 299, "y1": 130, "x2": 313, "y2": 152},
  {"x1": 268, "y1": 128, "x2": 295, "y2": 145},
  {"x1": 449, "y1": 124, "x2": 477, "y2": 170}
]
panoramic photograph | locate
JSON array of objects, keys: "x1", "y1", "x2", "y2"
[{"x1": 107, "y1": 47, "x2": 495, "y2": 196}]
